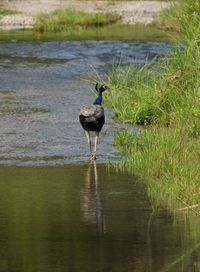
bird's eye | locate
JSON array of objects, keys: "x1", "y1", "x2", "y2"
[{"x1": 103, "y1": 85, "x2": 107, "y2": 89}]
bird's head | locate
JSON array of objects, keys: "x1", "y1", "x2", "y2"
[{"x1": 95, "y1": 82, "x2": 109, "y2": 94}]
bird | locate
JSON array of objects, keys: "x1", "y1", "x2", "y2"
[{"x1": 79, "y1": 82, "x2": 109, "y2": 160}]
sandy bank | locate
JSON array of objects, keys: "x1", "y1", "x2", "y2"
[{"x1": 0, "y1": 1, "x2": 172, "y2": 30}]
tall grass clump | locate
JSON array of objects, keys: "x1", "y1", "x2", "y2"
[
  {"x1": 105, "y1": 0, "x2": 200, "y2": 212},
  {"x1": 35, "y1": 9, "x2": 120, "y2": 32}
]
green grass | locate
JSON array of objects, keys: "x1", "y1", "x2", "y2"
[
  {"x1": 105, "y1": 0, "x2": 200, "y2": 213},
  {"x1": 152, "y1": 2, "x2": 182, "y2": 33},
  {"x1": 114, "y1": 127, "x2": 200, "y2": 210},
  {"x1": 35, "y1": 9, "x2": 120, "y2": 32}
]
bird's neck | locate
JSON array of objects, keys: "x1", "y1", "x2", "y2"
[{"x1": 93, "y1": 93, "x2": 102, "y2": 105}]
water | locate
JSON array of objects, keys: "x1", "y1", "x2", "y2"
[
  {"x1": 0, "y1": 25, "x2": 173, "y2": 43},
  {"x1": 1, "y1": 30, "x2": 199, "y2": 272},
  {"x1": 0, "y1": 164, "x2": 199, "y2": 272},
  {"x1": 0, "y1": 38, "x2": 172, "y2": 165}
]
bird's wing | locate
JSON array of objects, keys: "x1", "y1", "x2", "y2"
[{"x1": 80, "y1": 105, "x2": 104, "y2": 119}]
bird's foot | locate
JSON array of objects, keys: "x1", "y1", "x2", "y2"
[{"x1": 90, "y1": 153, "x2": 96, "y2": 160}]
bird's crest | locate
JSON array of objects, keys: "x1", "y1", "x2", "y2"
[{"x1": 95, "y1": 82, "x2": 109, "y2": 93}]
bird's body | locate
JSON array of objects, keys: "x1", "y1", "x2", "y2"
[
  {"x1": 79, "y1": 83, "x2": 109, "y2": 160},
  {"x1": 79, "y1": 105, "x2": 105, "y2": 132}
]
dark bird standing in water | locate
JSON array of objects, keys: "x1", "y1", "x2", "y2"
[{"x1": 79, "y1": 83, "x2": 109, "y2": 160}]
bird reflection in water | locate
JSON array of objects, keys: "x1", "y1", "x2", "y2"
[{"x1": 80, "y1": 162, "x2": 106, "y2": 234}]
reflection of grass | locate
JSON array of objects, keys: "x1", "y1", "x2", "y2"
[
  {"x1": 35, "y1": 9, "x2": 120, "y2": 32},
  {"x1": 0, "y1": 25, "x2": 172, "y2": 43},
  {"x1": 0, "y1": 7, "x2": 15, "y2": 16},
  {"x1": 105, "y1": 0, "x2": 200, "y2": 213}
]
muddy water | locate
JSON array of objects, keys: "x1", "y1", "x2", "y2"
[
  {"x1": 0, "y1": 39, "x2": 172, "y2": 165},
  {"x1": 0, "y1": 164, "x2": 200, "y2": 272}
]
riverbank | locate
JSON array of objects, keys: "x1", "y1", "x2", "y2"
[
  {"x1": 105, "y1": 0, "x2": 200, "y2": 214},
  {"x1": 0, "y1": 1, "x2": 172, "y2": 30}
]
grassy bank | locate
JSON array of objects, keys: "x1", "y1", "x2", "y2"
[
  {"x1": 105, "y1": 0, "x2": 200, "y2": 212},
  {"x1": 0, "y1": 6, "x2": 15, "y2": 16},
  {"x1": 35, "y1": 9, "x2": 120, "y2": 32}
]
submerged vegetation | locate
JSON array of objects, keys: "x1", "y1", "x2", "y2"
[
  {"x1": 105, "y1": 0, "x2": 200, "y2": 212},
  {"x1": 35, "y1": 9, "x2": 120, "y2": 32}
]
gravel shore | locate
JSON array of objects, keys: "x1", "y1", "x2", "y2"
[{"x1": 0, "y1": 0, "x2": 172, "y2": 30}]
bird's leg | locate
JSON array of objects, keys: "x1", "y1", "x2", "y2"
[
  {"x1": 85, "y1": 130, "x2": 92, "y2": 157},
  {"x1": 92, "y1": 131, "x2": 99, "y2": 160}
]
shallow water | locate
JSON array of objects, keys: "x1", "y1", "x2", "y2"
[
  {"x1": 0, "y1": 164, "x2": 200, "y2": 272},
  {"x1": 0, "y1": 31, "x2": 200, "y2": 272},
  {"x1": 0, "y1": 38, "x2": 172, "y2": 165}
]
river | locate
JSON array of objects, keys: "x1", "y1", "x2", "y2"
[{"x1": 0, "y1": 27, "x2": 199, "y2": 272}]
